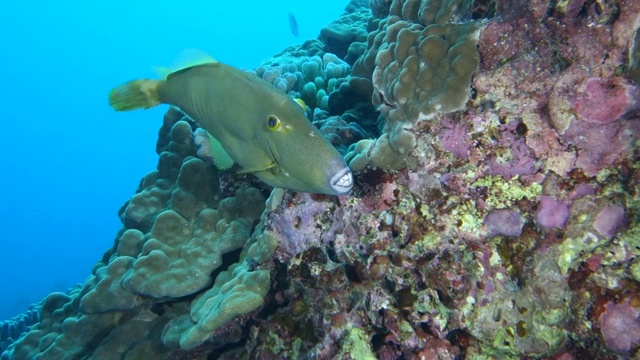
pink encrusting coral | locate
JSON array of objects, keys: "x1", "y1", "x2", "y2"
[
  {"x1": 574, "y1": 77, "x2": 639, "y2": 124},
  {"x1": 598, "y1": 299, "x2": 640, "y2": 352},
  {"x1": 567, "y1": 183, "x2": 595, "y2": 200},
  {"x1": 485, "y1": 124, "x2": 537, "y2": 179},
  {"x1": 561, "y1": 118, "x2": 640, "y2": 177},
  {"x1": 439, "y1": 117, "x2": 471, "y2": 159},
  {"x1": 484, "y1": 209, "x2": 524, "y2": 237},
  {"x1": 593, "y1": 205, "x2": 626, "y2": 237},
  {"x1": 536, "y1": 195, "x2": 570, "y2": 229}
]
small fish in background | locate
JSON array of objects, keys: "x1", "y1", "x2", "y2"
[{"x1": 287, "y1": 12, "x2": 299, "y2": 37}]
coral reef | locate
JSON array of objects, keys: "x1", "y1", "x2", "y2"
[
  {"x1": 255, "y1": 52, "x2": 350, "y2": 112},
  {"x1": 3, "y1": 0, "x2": 640, "y2": 358},
  {"x1": 2, "y1": 110, "x2": 277, "y2": 359},
  {"x1": 0, "y1": 306, "x2": 39, "y2": 355},
  {"x1": 346, "y1": 0, "x2": 483, "y2": 171},
  {"x1": 320, "y1": 0, "x2": 370, "y2": 62}
]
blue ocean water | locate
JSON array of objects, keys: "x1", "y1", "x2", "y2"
[{"x1": 0, "y1": 0, "x2": 347, "y2": 321}]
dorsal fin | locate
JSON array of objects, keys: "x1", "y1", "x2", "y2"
[{"x1": 153, "y1": 49, "x2": 218, "y2": 79}]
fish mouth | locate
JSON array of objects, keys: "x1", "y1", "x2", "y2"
[{"x1": 330, "y1": 166, "x2": 353, "y2": 194}]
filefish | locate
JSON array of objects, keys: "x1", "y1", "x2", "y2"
[
  {"x1": 108, "y1": 53, "x2": 353, "y2": 195},
  {"x1": 287, "y1": 12, "x2": 299, "y2": 37}
]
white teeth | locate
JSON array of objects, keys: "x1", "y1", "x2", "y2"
[
  {"x1": 330, "y1": 167, "x2": 353, "y2": 194},
  {"x1": 336, "y1": 173, "x2": 353, "y2": 187}
]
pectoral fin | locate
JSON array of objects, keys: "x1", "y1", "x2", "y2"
[
  {"x1": 207, "y1": 133, "x2": 234, "y2": 170},
  {"x1": 194, "y1": 128, "x2": 235, "y2": 170}
]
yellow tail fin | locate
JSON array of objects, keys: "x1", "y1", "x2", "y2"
[{"x1": 108, "y1": 79, "x2": 162, "y2": 111}]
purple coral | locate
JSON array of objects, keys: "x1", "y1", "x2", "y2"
[
  {"x1": 270, "y1": 197, "x2": 332, "y2": 258},
  {"x1": 486, "y1": 121, "x2": 537, "y2": 179},
  {"x1": 561, "y1": 118, "x2": 639, "y2": 177},
  {"x1": 574, "y1": 77, "x2": 639, "y2": 124},
  {"x1": 567, "y1": 183, "x2": 595, "y2": 200},
  {"x1": 598, "y1": 299, "x2": 640, "y2": 352},
  {"x1": 592, "y1": 205, "x2": 626, "y2": 238},
  {"x1": 484, "y1": 209, "x2": 524, "y2": 237},
  {"x1": 439, "y1": 118, "x2": 471, "y2": 158},
  {"x1": 536, "y1": 196, "x2": 570, "y2": 229}
]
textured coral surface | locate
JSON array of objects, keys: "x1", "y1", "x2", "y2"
[{"x1": 3, "y1": 0, "x2": 640, "y2": 359}]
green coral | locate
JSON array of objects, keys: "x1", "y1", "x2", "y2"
[
  {"x1": 2, "y1": 290, "x2": 176, "y2": 360},
  {"x1": 373, "y1": 21, "x2": 481, "y2": 124},
  {"x1": 78, "y1": 185, "x2": 265, "y2": 314},
  {"x1": 470, "y1": 247, "x2": 569, "y2": 357},
  {"x1": 337, "y1": 328, "x2": 377, "y2": 360},
  {"x1": 413, "y1": 289, "x2": 452, "y2": 330},
  {"x1": 628, "y1": 23, "x2": 640, "y2": 83},
  {"x1": 162, "y1": 231, "x2": 277, "y2": 350},
  {"x1": 346, "y1": 133, "x2": 411, "y2": 172},
  {"x1": 471, "y1": 175, "x2": 542, "y2": 209},
  {"x1": 558, "y1": 232, "x2": 607, "y2": 275},
  {"x1": 79, "y1": 256, "x2": 139, "y2": 313},
  {"x1": 411, "y1": 231, "x2": 441, "y2": 252},
  {"x1": 4, "y1": 114, "x2": 276, "y2": 358},
  {"x1": 438, "y1": 175, "x2": 540, "y2": 236},
  {"x1": 392, "y1": 0, "x2": 475, "y2": 25},
  {"x1": 617, "y1": 223, "x2": 640, "y2": 268},
  {"x1": 347, "y1": 0, "x2": 480, "y2": 172},
  {"x1": 452, "y1": 200, "x2": 484, "y2": 234},
  {"x1": 172, "y1": 262, "x2": 271, "y2": 350},
  {"x1": 630, "y1": 257, "x2": 640, "y2": 283},
  {"x1": 319, "y1": 5, "x2": 370, "y2": 60},
  {"x1": 256, "y1": 53, "x2": 350, "y2": 111}
]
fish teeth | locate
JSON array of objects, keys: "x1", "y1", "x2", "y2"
[{"x1": 331, "y1": 167, "x2": 354, "y2": 194}]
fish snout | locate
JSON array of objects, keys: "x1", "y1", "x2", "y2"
[{"x1": 329, "y1": 166, "x2": 353, "y2": 195}]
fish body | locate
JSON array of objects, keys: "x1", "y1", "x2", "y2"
[
  {"x1": 287, "y1": 12, "x2": 299, "y2": 37},
  {"x1": 109, "y1": 57, "x2": 353, "y2": 195}
]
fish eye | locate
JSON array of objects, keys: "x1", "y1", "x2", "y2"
[{"x1": 267, "y1": 114, "x2": 280, "y2": 131}]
